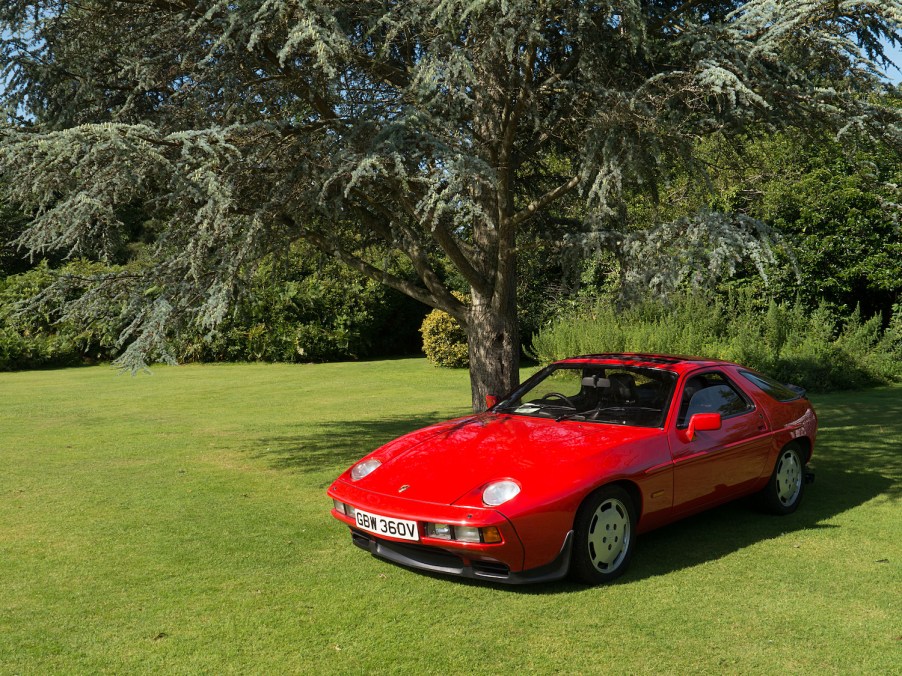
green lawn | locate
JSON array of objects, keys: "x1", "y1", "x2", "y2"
[{"x1": 1, "y1": 359, "x2": 899, "y2": 674}]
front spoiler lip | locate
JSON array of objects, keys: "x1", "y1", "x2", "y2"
[{"x1": 351, "y1": 529, "x2": 574, "y2": 585}]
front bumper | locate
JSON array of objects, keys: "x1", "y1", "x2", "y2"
[
  {"x1": 349, "y1": 528, "x2": 573, "y2": 585},
  {"x1": 328, "y1": 479, "x2": 571, "y2": 584}
]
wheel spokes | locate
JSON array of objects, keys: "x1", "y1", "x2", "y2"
[
  {"x1": 776, "y1": 451, "x2": 802, "y2": 505},
  {"x1": 587, "y1": 499, "x2": 630, "y2": 570}
]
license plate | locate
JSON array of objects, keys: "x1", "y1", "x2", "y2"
[{"x1": 354, "y1": 509, "x2": 419, "y2": 541}]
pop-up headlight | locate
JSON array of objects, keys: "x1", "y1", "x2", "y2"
[
  {"x1": 482, "y1": 480, "x2": 520, "y2": 506},
  {"x1": 350, "y1": 458, "x2": 382, "y2": 481}
]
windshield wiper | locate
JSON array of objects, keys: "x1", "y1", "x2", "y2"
[{"x1": 555, "y1": 412, "x2": 587, "y2": 422}]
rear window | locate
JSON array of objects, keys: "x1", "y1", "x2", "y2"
[{"x1": 739, "y1": 370, "x2": 801, "y2": 402}]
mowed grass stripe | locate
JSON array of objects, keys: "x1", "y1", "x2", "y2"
[{"x1": 1, "y1": 359, "x2": 899, "y2": 674}]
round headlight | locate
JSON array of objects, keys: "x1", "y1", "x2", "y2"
[
  {"x1": 482, "y1": 480, "x2": 520, "y2": 506},
  {"x1": 350, "y1": 458, "x2": 382, "y2": 481}
]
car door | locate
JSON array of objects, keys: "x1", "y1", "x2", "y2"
[{"x1": 667, "y1": 370, "x2": 772, "y2": 514}]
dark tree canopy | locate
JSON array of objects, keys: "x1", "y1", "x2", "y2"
[{"x1": 1, "y1": 1, "x2": 900, "y2": 409}]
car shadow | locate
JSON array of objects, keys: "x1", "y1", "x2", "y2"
[
  {"x1": 418, "y1": 462, "x2": 891, "y2": 595},
  {"x1": 620, "y1": 469, "x2": 887, "y2": 584},
  {"x1": 251, "y1": 386, "x2": 900, "y2": 591}
]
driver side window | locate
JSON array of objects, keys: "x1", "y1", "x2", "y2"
[{"x1": 677, "y1": 371, "x2": 752, "y2": 427}]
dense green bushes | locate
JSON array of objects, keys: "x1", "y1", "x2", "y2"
[
  {"x1": 0, "y1": 261, "x2": 124, "y2": 370},
  {"x1": 177, "y1": 249, "x2": 425, "y2": 364},
  {"x1": 704, "y1": 132, "x2": 902, "y2": 321},
  {"x1": 530, "y1": 294, "x2": 902, "y2": 392},
  {"x1": 0, "y1": 247, "x2": 427, "y2": 370}
]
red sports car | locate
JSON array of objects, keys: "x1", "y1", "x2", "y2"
[{"x1": 328, "y1": 354, "x2": 817, "y2": 584}]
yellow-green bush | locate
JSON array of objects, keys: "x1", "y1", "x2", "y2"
[{"x1": 420, "y1": 295, "x2": 469, "y2": 368}]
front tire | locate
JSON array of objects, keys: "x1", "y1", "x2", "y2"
[
  {"x1": 570, "y1": 485, "x2": 637, "y2": 584},
  {"x1": 757, "y1": 443, "x2": 806, "y2": 515}
]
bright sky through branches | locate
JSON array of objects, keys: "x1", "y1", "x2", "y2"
[{"x1": 883, "y1": 39, "x2": 902, "y2": 83}]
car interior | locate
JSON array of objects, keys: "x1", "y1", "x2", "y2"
[{"x1": 507, "y1": 366, "x2": 675, "y2": 427}]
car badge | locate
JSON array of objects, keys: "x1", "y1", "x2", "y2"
[{"x1": 398, "y1": 484, "x2": 410, "y2": 493}]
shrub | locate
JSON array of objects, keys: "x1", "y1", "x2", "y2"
[
  {"x1": 1, "y1": 244, "x2": 428, "y2": 370},
  {"x1": 529, "y1": 293, "x2": 902, "y2": 392},
  {"x1": 420, "y1": 294, "x2": 469, "y2": 368},
  {"x1": 175, "y1": 243, "x2": 426, "y2": 363},
  {"x1": 0, "y1": 260, "x2": 125, "y2": 370}
]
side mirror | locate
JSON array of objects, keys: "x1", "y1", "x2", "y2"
[
  {"x1": 485, "y1": 394, "x2": 498, "y2": 410},
  {"x1": 686, "y1": 412, "x2": 721, "y2": 441}
]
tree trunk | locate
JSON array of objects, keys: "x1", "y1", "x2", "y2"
[{"x1": 466, "y1": 287, "x2": 520, "y2": 413}]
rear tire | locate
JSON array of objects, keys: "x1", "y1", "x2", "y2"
[
  {"x1": 757, "y1": 443, "x2": 806, "y2": 515},
  {"x1": 570, "y1": 485, "x2": 637, "y2": 584}
]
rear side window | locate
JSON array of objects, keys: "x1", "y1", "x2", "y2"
[{"x1": 739, "y1": 370, "x2": 801, "y2": 402}]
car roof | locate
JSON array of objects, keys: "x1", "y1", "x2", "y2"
[{"x1": 555, "y1": 353, "x2": 738, "y2": 375}]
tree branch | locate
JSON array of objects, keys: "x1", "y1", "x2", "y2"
[
  {"x1": 257, "y1": 44, "x2": 341, "y2": 126},
  {"x1": 650, "y1": 0, "x2": 709, "y2": 32},
  {"x1": 281, "y1": 214, "x2": 464, "y2": 317},
  {"x1": 535, "y1": 46, "x2": 582, "y2": 94},
  {"x1": 431, "y1": 220, "x2": 493, "y2": 296},
  {"x1": 388, "y1": 193, "x2": 492, "y2": 297},
  {"x1": 509, "y1": 175, "x2": 581, "y2": 228},
  {"x1": 350, "y1": 190, "x2": 467, "y2": 310}
]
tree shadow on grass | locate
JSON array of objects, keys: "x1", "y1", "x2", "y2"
[
  {"x1": 251, "y1": 387, "x2": 900, "y2": 591},
  {"x1": 252, "y1": 413, "x2": 455, "y2": 475},
  {"x1": 809, "y1": 386, "x2": 902, "y2": 485}
]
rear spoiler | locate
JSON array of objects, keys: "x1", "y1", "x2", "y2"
[{"x1": 785, "y1": 383, "x2": 807, "y2": 399}]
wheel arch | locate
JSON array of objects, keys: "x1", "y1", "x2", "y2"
[
  {"x1": 575, "y1": 479, "x2": 643, "y2": 526},
  {"x1": 787, "y1": 436, "x2": 812, "y2": 463},
  {"x1": 568, "y1": 479, "x2": 641, "y2": 584}
]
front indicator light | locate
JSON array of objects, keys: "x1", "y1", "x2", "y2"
[
  {"x1": 424, "y1": 523, "x2": 503, "y2": 544},
  {"x1": 332, "y1": 500, "x2": 357, "y2": 518},
  {"x1": 481, "y1": 526, "x2": 502, "y2": 544}
]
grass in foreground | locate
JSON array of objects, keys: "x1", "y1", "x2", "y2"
[{"x1": 0, "y1": 359, "x2": 899, "y2": 674}]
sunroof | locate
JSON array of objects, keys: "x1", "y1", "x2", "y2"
[{"x1": 571, "y1": 353, "x2": 683, "y2": 364}]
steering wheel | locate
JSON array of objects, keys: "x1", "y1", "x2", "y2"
[{"x1": 537, "y1": 392, "x2": 576, "y2": 408}]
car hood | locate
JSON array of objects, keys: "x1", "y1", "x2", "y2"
[{"x1": 344, "y1": 413, "x2": 661, "y2": 507}]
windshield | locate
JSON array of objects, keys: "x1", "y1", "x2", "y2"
[{"x1": 496, "y1": 364, "x2": 677, "y2": 428}]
